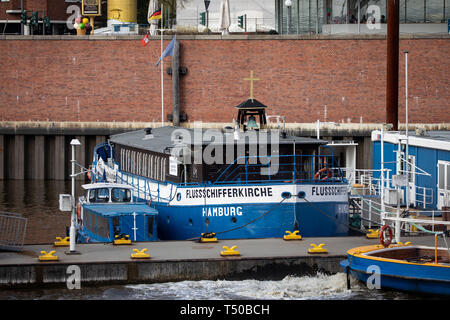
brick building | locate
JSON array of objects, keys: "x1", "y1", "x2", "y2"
[
  {"x1": 0, "y1": 0, "x2": 108, "y2": 35},
  {"x1": 0, "y1": 35, "x2": 448, "y2": 125}
]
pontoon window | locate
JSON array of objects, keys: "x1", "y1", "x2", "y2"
[
  {"x1": 89, "y1": 188, "x2": 110, "y2": 203},
  {"x1": 111, "y1": 188, "x2": 132, "y2": 203},
  {"x1": 447, "y1": 163, "x2": 450, "y2": 191},
  {"x1": 126, "y1": 149, "x2": 131, "y2": 172},
  {"x1": 439, "y1": 163, "x2": 445, "y2": 189},
  {"x1": 162, "y1": 158, "x2": 166, "y2": 179},
  {"x1": 148, "y1": 216, "x2": 154, "y2": 238},
  {"x1": 96, "y1": 214, "x2": 110, "y2": 239},
  {"x1": 151, "y1": 155, "x2": 155, "y2": 179},
  {"x1": 156, "y1": 157, "x2": 161, "y2": 180},
  {"x1": 138, "y1": 152, "x2": 142, "y2": 175},
  {"x1": 120, "y1": 149, "x2": 125, "y2": 170},
  {"x1": 143, "y1": 154, "x2": 148, "y2": 177}
]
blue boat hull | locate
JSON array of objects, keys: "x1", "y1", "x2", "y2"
[
  {"x1": 341, "y1": 250, "x2": 450, "y2": 296},
  {"x1": 153, "y1": 201, "x2": 349, "y2": 240}
]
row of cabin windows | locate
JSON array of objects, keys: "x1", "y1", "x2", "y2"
[{"x1": 120, "y1": 149, "x2": 167, "y2": 181}]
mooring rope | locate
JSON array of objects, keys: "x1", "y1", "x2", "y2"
[{"x1": 187, "y1": 197, "x2": 288, "y2": 241}]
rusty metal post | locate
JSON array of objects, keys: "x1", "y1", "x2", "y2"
[
  {"x1": 172, "y1": 39, "x2": 180, "y2": 126},
  {"x1": 386, "y1": 0, "x2": 399, "y2": 131}
]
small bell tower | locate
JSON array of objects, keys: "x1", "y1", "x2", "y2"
[{"x1": 235, "y1": 70, "x2": 268, "y2": 131}]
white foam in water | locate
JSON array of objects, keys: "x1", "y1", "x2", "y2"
[{"x1": 124, "y1": 273, "x2": 364, "y2": 300}]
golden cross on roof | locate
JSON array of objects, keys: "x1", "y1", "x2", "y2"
[{"x1": 243, "y1": 70, "x2": 259, "y2": 101}]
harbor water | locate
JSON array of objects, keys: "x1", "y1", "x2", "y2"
[{"x1": 0, "y1": 180, "x2": 439, "y2": 300}]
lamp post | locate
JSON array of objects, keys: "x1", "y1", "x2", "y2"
[
  {"x1": 285, "y1": 0, "x2": 292, "y2": 34},
  {"x1": 404, "y1": 50, "x2": 409, "y2": 214},
  {"x1": 67, "y1": 138, "x2": 81, "y2": 255}
]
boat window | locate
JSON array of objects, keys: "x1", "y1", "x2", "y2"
[
  {"x1": 439, "y1": 163, "x2": 445, "y2": 190},
  {"x1": 156, "y1": 157, "x2": 160, "y2": 180},
  {"x1": 126, "y1": 149, "x2": 130, "y2": 172},
  {"x1": 162, "y1": 158, "x2": 166, "y2": 179},
  {"x1": 148, "y1": 216, "x2": 154, "y2": 238},
  {"x1": 447, "y1": 163, "x2": 450, "y2": 191},
  {"x1": 96, "y1": 214, "x2": 110, "y2": 239},
  {"x1": 131, "y1": 151, "x2": 136, "y2": 173},
  {"x1": 137, "y1": 152, "x2": 142, "y2": 175},
  {"x1": 150, "y1": 155, "x2": 154, "y2": 179},
  {"x1": 85, "y1": 210, "x2": 92, "y2": 231},
  {"x1": 143, "y1": 154, "x2": 148, "y2": 177},
  {"x1": 112, "y1": 217, "x2": 120, "y2": 236},
  {"x1": 111, "y1": 188, "x2": 132, "y2": 203},
  {"x1": 89, "y1": 188, "x2": 110, "y2": 203}
]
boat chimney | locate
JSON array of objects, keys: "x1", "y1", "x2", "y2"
[
  {"x1": 143, "y1": 127, "x2": 153, "y2": 140},
  {"x1": 386, "y1": 0, "x2": 400, "y2": 131}
]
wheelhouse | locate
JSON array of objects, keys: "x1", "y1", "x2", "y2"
[{"x1": 77, "y1": 183, "x2": 158, "y2": 243}]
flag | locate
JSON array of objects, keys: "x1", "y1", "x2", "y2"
[
  {"x1": 140, "y1": 33, "x2": 150, "y2": 47},
  {"x1": 148, "y1": 8, "x2": 162, "y2": 21},
  {"x1": 156, "y1": 35, "x2": 176, "y2": 66}
]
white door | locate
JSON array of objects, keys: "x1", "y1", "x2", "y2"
[
  {"x1": 407, "y1": 155, "x2": 416, "y2": 207},
  {"x1": 437, "y1": 161, "x2": 450, "y2": 209}
]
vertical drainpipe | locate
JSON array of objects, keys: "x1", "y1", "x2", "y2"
[
  {"x1": 172, "y1": 39, "x2": 180, "y2": 127},
  {"x1": 386, "y1": 0, "x2": 399, "y2": 131}
]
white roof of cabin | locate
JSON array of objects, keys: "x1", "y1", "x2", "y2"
[
  {"x1": 81, "y1": 183, "x2": 133, "y2": 190},
  {"x1": 371, "y1": 130, "x2": 450, "y2": 152}
]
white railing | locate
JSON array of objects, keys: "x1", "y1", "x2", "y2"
[
  {"x1": 340, "y1": 168, "x2": 386, "y2": 197},
  {"x1": 415, "y1": 186, "x2": 434, "y2": 209},
  {"x1": 352, "y1": 193, "x2": 450, "y2": 234}
]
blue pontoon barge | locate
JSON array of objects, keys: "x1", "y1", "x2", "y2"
[{"x1": 76, "y1": 183, "x2": 159, "y2": 243}]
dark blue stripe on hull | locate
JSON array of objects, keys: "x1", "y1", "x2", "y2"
[{"x1": 154, "y1": 201, "x2": 349, "y2": 240}]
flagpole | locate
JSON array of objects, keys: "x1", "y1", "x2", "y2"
[{"x1": 160, "y1": 3, "x2": 164, "y2": 127}]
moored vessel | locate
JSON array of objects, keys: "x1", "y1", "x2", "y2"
[
  {"x1": 88, "y1": 98, "x2": 350, "y2": 240},
  {"x1": 76, "y1": 182, "x2": 159, "y2": 243}
]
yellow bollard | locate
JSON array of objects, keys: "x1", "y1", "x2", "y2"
[
  {"x1": 366, "y1": 229, "x2": 379, "y2": 239},
  {"x1": 283, "y1": 230, "x2": 302, "y2": 241},
  {"x1": 308, "y1": 243, "x2": 328, "y2": 254},
  {"x1": 54, "y1": 236, "x2": 70, "y2": 247},
  {"x1": 113, "y1": 234, "x2": 132, "y2": 245},
  {"x1": 131, "y1": 248, "x2": 150, "y2": 259},
  {"x1": 200, "y1": 232, "x2": 218, "y2": 243},
  {"x1": 220, "y1": 245, "x2": 240, "y2": 256},
  {"x1": 38, "y1": 250, "x2": 59, "y2": 261}
]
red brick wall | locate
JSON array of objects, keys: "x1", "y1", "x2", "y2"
[{"x1": 0, "y1": 38, "x2": 449, "y2": 124}]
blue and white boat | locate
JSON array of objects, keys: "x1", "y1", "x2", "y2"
[
  {"x1": 76, "y1": 183, "x2": 159, "y2": 243},
  {"x1": 341, "y1": 241, "x2": 450, "y2": 296},
  {"x1": 88, "y1": 99, "x2": 350, "y2": 240}
]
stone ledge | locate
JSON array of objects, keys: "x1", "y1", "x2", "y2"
[{"x1": 1, "y1": 33, "x2": 449, "y2": 41}]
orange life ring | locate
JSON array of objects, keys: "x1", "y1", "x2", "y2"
[
  {"x1": 379, "y1": 225, "x2": 393, "y2": 247},
  {"x1": 77, "y1": 203, "x2": 81, "y2": 220},
  {"x1": 314, "y1": 167, "x2": 331, "y2": 180}
]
